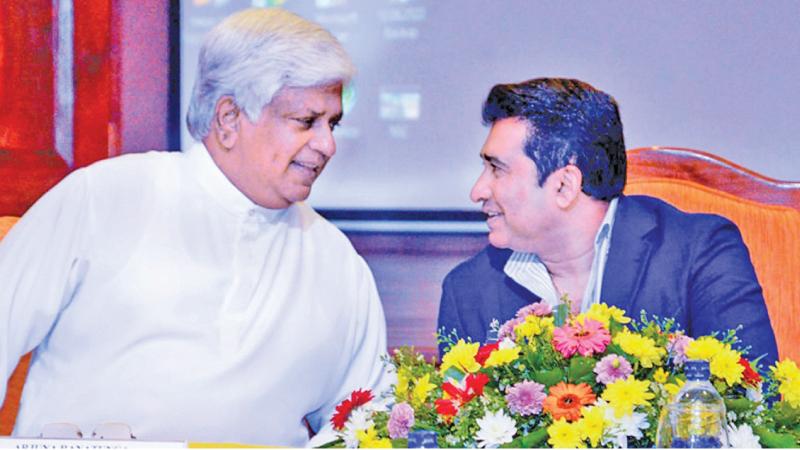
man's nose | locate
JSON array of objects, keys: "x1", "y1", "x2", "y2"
[
  {"x1": 311, "y1": 127, "x2": 336, "y2": 158},
  {"x1": 470, "y1": 170, "x2": 490, "y2": 204}
]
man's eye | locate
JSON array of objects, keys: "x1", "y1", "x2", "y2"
[
  {"x1": 295, "y1": 117, "x2": 315, "y2": 129},
  {"x1": 329, "y1": 120, "x2": 340, "y2": 131}
]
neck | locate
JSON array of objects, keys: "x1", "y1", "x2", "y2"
[{"x1": 537, "y1": 196, "x2": 610, "y2": 279}]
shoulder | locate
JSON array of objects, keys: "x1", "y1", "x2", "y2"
[
  {"x1": 291, "y1": 203, "x2": 368, "y2": 269},
  {"x1": 620, "y1": 194, "x2": 739, "y2": 239},
  {"x1": 443, "y1": 244, "x2": 511, "y2": 288},
  {"x1": 82, "y1": 150, "x2": 179, "y2": 190}
]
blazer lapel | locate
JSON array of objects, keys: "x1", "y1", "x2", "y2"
[
  {"x1": 487, "y1": 246, "x2": 540, "y2": 329},
  {"x1": 601, "y1": 195, "x2": 658, "y2": 313}
]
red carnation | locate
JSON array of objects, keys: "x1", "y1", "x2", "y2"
[
  {"x1": 434, "y1": 398, "x2": 459, "y2": 421},
  {"x1": 441, "y1": 372, "x2": 490, "y2": 405},
  {"x1": 331, "y1": 389, "x2": 374, "y2": 430},
  {"x1": 739, "y1": 357, "x2": 762, "y2": 386},
  {"x1": 475, "y1": 342, "x2": 500, "y2": 366}
]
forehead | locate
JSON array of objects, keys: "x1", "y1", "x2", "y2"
[
  {"x1": 269, "y1": 83, "x2": 344, "y2": 114},
  {"x1": 481, "y1": 117, "x2": 530, "y2": 158}
]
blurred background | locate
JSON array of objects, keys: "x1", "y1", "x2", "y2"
[{"x1": 1, "y1": 0, "x2": 798, "y2": 352}]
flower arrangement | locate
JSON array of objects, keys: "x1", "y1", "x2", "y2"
[{"x1": 323, "y1": 302, "x2": 800, "y2": 448}]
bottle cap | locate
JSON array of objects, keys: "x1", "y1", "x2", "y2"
[
  {"x1": 408, "y1": 430, "x2": 438, "y2": 448},
  {"x1": 684, "y1": 359, "x2": 711, "y2": 381}
]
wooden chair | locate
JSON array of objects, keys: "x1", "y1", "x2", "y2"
[{"x1": 625, "y1": 146, "x2": 800, "y2": 363}]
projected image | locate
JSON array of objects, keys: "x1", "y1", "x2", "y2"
[{"x1": 180, "y1": 0, "x2": 800, "y2": 215}]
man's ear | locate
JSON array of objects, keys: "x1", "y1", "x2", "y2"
[
  {"x1": 213, "y1": 96, "x2": 240, "y2": 150},
  {"x1": 553, "y1": 164, "x2": 583, "y2": 209}
]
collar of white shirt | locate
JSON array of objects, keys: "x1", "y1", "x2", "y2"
[
  {"x1": 503, "y1": 197, "x2": 619, "y2": 312},
  {"x1": 184, "y1": 142, "x2": 287, "y2": 221}
]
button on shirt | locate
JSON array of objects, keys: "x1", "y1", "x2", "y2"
[
  {"x1": 0, "y1": 144, "x2": 391, "y2": 446},
  {"x1": 503, "y1": 198, "x2": 619, "y2": 313}
]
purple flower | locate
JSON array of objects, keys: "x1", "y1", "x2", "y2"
[
  {"x1": 516, "y1": 302, "x2": 553, "y2": 318},
  {"x1": 667, "y1": 334, "x2": 693, "y2": 366},
  {"x1": 593, "y1": 354, "x2": 633, "y2": 385},
  {"x1": 498, "y1": 316, "x2": 524, "y2": 341},
  {"x1": 504, "y1": 380, "x2": 546, "y2": 416},
  {"x1": 388, "y1": 402, "x2": 415, "y2": 439}
]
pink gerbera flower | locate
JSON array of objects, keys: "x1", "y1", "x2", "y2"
[
  {"x1": 505, "y1": 380, "x2": 547, "y2": 416},
  {"x1": 593, "y1": 354, "x2": 633, "y2": 385},
  {"x1": 552, "y1": 318, "x2": 611, "y2": 358}
]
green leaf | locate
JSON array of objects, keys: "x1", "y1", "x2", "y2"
[
  {"x1": 773, "y1": 402, "x2": 800, "y2": 428},
  {"x1": 753, "y1": 426, "x2": 800, "y2": 448},
  {"x1": 501, "y1": 427, "x2": 548, "y2": 448},
  {"x1": 532, "y1": 367, "x2": 565, "y2": 388},
  {"x1": 520, "y1": 427, "x2": 549, "y2": 447},
  {"x1": 724, "y1": 397, "x2": 754, "y2": 414},
  {"x1": 567, "y1": 356, "x2": 596, "y2": 383},
  {"x1": 553, "y1": 304, "x2": 568, "y2": 327},
  {"x1": 315, "y1": 437, "x2": 346, "y2": 448},
  {"x1": 391, "y1": 438, "x2": 408, "y2": 447}
]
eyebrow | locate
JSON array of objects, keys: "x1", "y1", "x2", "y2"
[
  {"x1": 481, "y1": 153, "x2": 508, "y2": 169},
  {"x1": 304, "y1": 109, "x2": 344, "y2": 122}
]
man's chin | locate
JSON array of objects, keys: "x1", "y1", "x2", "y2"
[{"x1": 487, "y1": 232, "x2": 510, "y2": 249}]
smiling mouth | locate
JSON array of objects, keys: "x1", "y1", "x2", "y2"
[
  {"x1": 484, "y1": 211, "x2": 503, "y2": 219},
  {"x1": 291, "y1": 160, "x2": 320, "y2": 176}
]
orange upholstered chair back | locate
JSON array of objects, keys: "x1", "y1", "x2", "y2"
[
  {"x1": 0, "y1": 216, "x2": 32, "y2": 435},
  {"x1": 625, "y1": 147, "x2": 800, "y2": 363}
]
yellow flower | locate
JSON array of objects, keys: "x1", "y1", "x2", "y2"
[
  {"x1": 710, "y1": 348, "x2": 744, "y2": 387},
  {"x1": 577, "y1": 406, "x2": 605, "y2": 448},
  {"x1": 484, "y1": 347, "x2": 520, "y2": 368},
  {"x1": 602, "y1": 376, "x2": 655, "y2": 418},
  {"x1": 440, "y1": 339, "x2": 480, "y2": 374},
  {"x1": 664, "y1": 378, "x2": 685, "y2": 399},
  {"x1": 395, "y1": 368, "x2": 410, "y2": 398},
  {"x1": 356, "y1": 426, "x2": 391, "y2": 448},
  {"x1": 584, "y1": 303, "x2": 631, "y2": 328},
  {"x1": 778, "y1": 378, "x2": 800, "y2": 408},
  {"x1": 774, "y1": 359, "x2": 800, "y2": 382},
  {"x1": 547, "y1": 418, "x2": 585, "y2": 448},
  {"x1": 653, "y1": 368, "x2": 669, "y2": 384},
  {"x1": 515, "y1": 315, "x2": 554, "y2": 339},
  {"x1": 613, "y1": 330, "x2": 666, "y2": 368},
  {"x1": 685, "y1": 336, "x2": 727, "y2": 361},
  {"x1": 412, "y1": 373, "x2": 436, "y2": 406}
]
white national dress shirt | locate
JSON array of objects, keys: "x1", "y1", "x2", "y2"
[
  {"x1": 0, "y1": 143, "x2": 392, "y2": 447},
  {"x1": 503, "y1": 198, "x2": 619, "y2": 313}
]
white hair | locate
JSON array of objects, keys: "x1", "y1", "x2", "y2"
[{"x1": 186, "y1": 8, "x2": 355, "y2": 141}]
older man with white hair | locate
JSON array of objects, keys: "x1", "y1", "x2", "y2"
[{"x1": 0, "y1": 8, "x2": 390, "y2": 447}]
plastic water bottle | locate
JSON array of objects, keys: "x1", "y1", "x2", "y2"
[{"x1": 656, "y1": 360, "x2": 729, "y2": 448}]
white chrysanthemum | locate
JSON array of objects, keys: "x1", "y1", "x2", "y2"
[
  {"x1": 727, "y1": 423, "x2": 761, "y2": 448},
  {"x1": 341, "y1": 407, "x2": 373, "y2": 448},
  {"x1": 602, "y1": 403, "x2": 649, "y2": 446},
  {"x1": 498, "y1": 337, "x2": 517, "y2": 350},
  {"x1": 475, "y1": 409, "x2": 517, "y2": 448}
]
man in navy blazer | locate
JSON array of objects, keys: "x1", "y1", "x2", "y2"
[{"x1": 437, "y1": 78, "x2": 778, "y2": 371}]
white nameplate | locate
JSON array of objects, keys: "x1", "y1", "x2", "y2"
[{"x1": 0, "y1": 437, "x2": 186, "y2": 449}]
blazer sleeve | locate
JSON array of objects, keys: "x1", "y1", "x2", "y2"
[
  {"x1": 687, "y1": 216, "x2": 778, "y2": 369},
  {"x1": 437, "y1": 271, "x2": 468, "y2": 358}
]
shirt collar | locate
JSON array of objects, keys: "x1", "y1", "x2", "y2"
[{"x1": 183, "y1": 142, "x2": 287, "y2": 221}]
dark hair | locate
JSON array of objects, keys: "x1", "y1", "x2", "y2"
[{"x1": 482, "y1": 78, "x2": 626, "y2": 200}]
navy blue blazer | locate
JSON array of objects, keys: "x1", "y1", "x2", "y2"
[{"x1": 437, "y1": 195, "x2": 778, "y2": 370}]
